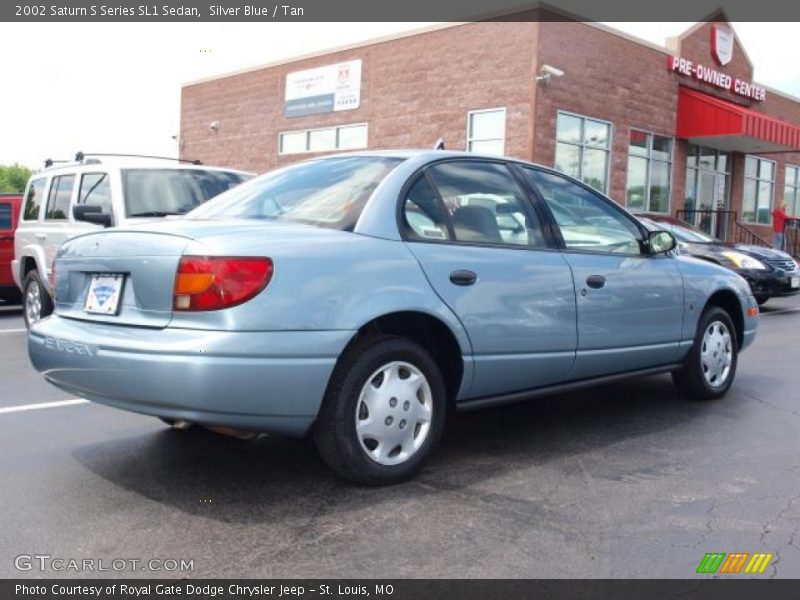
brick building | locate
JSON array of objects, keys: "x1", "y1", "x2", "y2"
[{"x1": 180, "y1": 17, "x2": 800, "y2": 243}]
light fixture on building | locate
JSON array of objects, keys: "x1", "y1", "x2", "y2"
[
  {"x1": 536, "y1": 64, "x2": 565, "y2": 86},
  {"x1": 209, "y1": 121, "x2": 220, "y2": 131}
]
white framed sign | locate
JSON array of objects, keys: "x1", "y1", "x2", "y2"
[{"x1": 284, "y1": 59, "x2": 362, "y2": 118}]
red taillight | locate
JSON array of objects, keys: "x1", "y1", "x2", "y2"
[{"x1": 173, "y1": 256, "x2": 273, "y2": 311}]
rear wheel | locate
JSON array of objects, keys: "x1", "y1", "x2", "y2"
[
  {"x1": 23, "y1": 270, "x2": 53, "y2": 328},
  {"x1": 672, "y1": 306, "x2": 738, "y2": 400},
  {"x1": 314, "y1": 335, "x2": 446, "y2": 485}
]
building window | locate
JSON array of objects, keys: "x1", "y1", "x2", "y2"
[
  {"x1": 743, "y1": 156, "x2": 775, "y2": 225},
  {"x1": 555, "y1": 111, "x2": 611, "y2": 193},
  {"x1": 279, "y1": 123, "x2": 368, "y2": 155},
  {"x1": 784, "y1": 165, "x2": 800, "y2": 217},
  {"x1": 466, "y1": 108, "x2": 506, "y2": 156},
  {"x1": 625, "y1": 130, "x2": 672, "y2": 213}
]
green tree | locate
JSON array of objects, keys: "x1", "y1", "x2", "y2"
[{"x1": 0, "y1": 164, "x2": 33, "y2": 193}]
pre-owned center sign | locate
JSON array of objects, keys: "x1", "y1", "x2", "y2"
[{"x1": 667, "y1": 56, "x2": 766, "y2": 101}]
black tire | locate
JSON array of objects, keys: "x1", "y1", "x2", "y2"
[
  {"x1": 754, "y1": 294, "x2": 769, "y2": 307},
  {"x1": 22, "y1": 270, "x2": 54, "y2": 329},
  {"x1": 672, "y1": 306, "x2": 738, "y2": 401},
  {"x1": 314, "y1": 335, "x2": 447, "y2": 486}
]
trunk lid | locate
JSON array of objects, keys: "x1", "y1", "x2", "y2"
[{"x1": 54, "y1": 230, "x2": 192, "y2": 328}]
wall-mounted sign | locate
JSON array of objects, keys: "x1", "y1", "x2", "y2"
[
  {"x1": 710, "y1": 24, "x2": 734, "y2": 66},
  {"x1": 667, "y1": 56, "x2": 766, "y2": 102},
  {"x1": 284, "y1": 59, "x2": 362, "y2": 118}
]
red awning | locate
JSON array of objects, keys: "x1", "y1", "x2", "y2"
[{"x1": 676, "y1": 87, "x2": 800, "y2": 153}]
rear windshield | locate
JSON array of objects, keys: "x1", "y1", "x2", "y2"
[
  {"x1": 122, "y1": 169, "x2": 250, "y2": 217},
  {"x1": 187, "y1": 157, "x2": 403, "y2": 231}
]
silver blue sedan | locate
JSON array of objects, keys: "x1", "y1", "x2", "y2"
[{"x1": 28, "y1": 151, "x2": 758, "y2": 484}]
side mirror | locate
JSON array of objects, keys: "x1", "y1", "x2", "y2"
[
  {"x1": 73, "y1": 205, "x2": 112, "y2": 228},
  {"x1": 648, "y1": 230, "x2": 677, "y2": 254}
]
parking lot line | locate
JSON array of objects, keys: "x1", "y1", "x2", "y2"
[
  {"x1": 0, "y1": 399, "x2": 89, "y2": 415},
  {"x1": 0, "y1": 328, "x2": 27, "y2": 334},
  {"x1": 761, "y1": 307, "x2": 800, "y2": 316}
]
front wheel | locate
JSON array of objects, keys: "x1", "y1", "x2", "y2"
[
  {"x1": 23, "y1": 270, "x2": 54, "y2": 329},
  {"x1": 672, "y1": 306, "x2": 738, "y2": 400},
  {"x1": 314, "y1": 335, "x2": 447, "y2": 485},
  {"x1": 754, "y1": 294, "x2": 769, "y2": 307}
]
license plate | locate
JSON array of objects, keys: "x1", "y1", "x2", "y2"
[
  {"x1": 84, "y1": 274, "x2": 125, "y2": 315},
  {"x1": 791, "y1": 276, "x2": 799, "y2": 289}
]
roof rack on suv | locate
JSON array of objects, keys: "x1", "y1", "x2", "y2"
[
  {"x1": 74, "y1": 152, "x2": 203, "y2": 165},
  {"x1": 43, "y1": 159, "x2": 70, "y2": 168}
]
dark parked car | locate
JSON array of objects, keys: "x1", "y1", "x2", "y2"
[{"x1": 638, "y1": 213, "x2": 799, "y2": 306}]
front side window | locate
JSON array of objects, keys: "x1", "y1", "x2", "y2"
[
  {"x1": 123, "y1": 169, "x2": 248, "y2": 217},
  {"x1": 784, "y1": 165, "x2": 800, "y2": 217},
  {"x1": 625, "y1": 130, "x2": 672, "y2": 213},
  {"x1": 0, "y1": 203, "x2": 11, "y2": 229},
  {"x1": 466, "y1": 108, "x2": 506, "y2": 156},
  {"x1": 555, "y1": 112, "x2": 611, "y2": 193},
  {"x1": 188, "y1": 157, "x2": 401, "y2": 231},
  {"x1": 420, "y1": 160, "x2": 545, "y2": 247},
  {"x1": 525, "y1": 168, "x2": 642, "y2": 255},
  {"x1": 23, "y1": 178, "x2": 46, "y2": 221},
  {"x1": 78, "y1": 173, "x2": 112, "y2": 215},
  {"x1": 45, "y1": 175, "x2": 75, "y2": 220},
  {"x1": 743, "y1": 156, "x2": 775, "y2": 225}
]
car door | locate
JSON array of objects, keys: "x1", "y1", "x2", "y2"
[
  {"x1": 0, "y1": 197, "x2": 17, "y2": 287},
  {"x1": 401, "y1": 159, "x2": 577, "y2": 400},
  {"x1": 41, "y1": 173, "x2": 77, "y2": 282},
  {"x1": 523, "y1": 167, "x2": 684, "y2": 378}
]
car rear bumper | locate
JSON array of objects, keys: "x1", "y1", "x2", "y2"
[{"x1": 28, "y1": 315, "x2": 355, "y2": 436}]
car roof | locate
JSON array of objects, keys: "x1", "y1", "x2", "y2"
[
  {"x1": 34, "y1": 159, "x2": 253, "y2": 176},
  {"x1": 312, "y1": 149, "x2": 570, "y2": 176}
]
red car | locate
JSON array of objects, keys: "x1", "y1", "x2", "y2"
[{"x1": 0, "y1": 193, "x2": 23, "y2": 304}]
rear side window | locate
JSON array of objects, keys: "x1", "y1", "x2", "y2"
[
  {"x1": 123, "y1": 169, "x2": 249, "y2": 217},
  {"x1": 78, "y1": 173, "x2": 112, "y2": 215},
  {"x1": 23, "y1": 178, "x2": 46, "y2": 221},
  {"x1": 0, "y1": 203, "x2": 11, "y2": 229},
  {"x1": 45, "y1": 175, "x2": 75, "y2": 220},
  {"x1": 403, "y1": 160, "x2": 546, "y2": 247}
]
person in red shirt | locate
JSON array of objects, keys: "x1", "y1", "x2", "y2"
[{"x1": 772, "y1": 201, "x2": 788, "y2": 251}]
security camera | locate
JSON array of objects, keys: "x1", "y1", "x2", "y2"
[{"x1": 540, "y1": 64, "x2": 565, "y2": 78}]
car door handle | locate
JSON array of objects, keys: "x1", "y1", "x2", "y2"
[
  {"x1": 449, "y1": 270, "x2": 477, "y2": 286},
  {"x1": 0, "y1": 235, "x2": 13, "y2": 242},
  {"x1": 586, "y1": 275, "x2": 606, "y2": 289},
  {"x1": 35, "y1": 233, "x2": 47, "y2": 240}
]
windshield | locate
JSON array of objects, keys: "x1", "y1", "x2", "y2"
[
  {"x1": 123, "y1": 169, "x2": 250, "y2": 217},
  {"x1": 187, "y1": 157, "x2": 403, "y2": 230},
  {"x1": 639, "y1": 216, "x2": 716, "y2": 243}
]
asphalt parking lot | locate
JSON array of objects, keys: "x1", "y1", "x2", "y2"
[{"x1": 1, "y1": 297, "x2": 799, "y2": 579}]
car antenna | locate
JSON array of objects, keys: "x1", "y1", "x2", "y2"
[
  {"x1": 74, "y1": 152, "x2": 203, "y2": 165},
  {"x1": 433, "y1": 138, "x2": 446, "y2": 150}
]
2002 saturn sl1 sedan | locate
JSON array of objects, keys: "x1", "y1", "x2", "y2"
[{"x1": 29, "y1": 151, "x2": 759, "y2": 485}]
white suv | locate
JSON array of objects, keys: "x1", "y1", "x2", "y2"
[{"x1": 14, "y1": 154, "x2": 252, "y2": 327}]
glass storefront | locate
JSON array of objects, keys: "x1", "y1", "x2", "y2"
[{"x1": 684, "y1": 145, "x2": 731, "y2": 237}]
